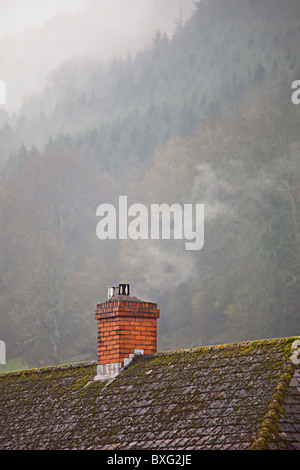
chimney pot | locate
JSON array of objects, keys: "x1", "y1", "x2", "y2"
[
  {"x1": 107, "y1": 285, "x2": 117, "y2": 299},
  {"x1": 118, "y1": 283, "x2": 130, "y2": 296}
]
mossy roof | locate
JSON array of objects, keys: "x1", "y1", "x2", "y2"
[{"x1": 0, "y1": 336, "x2": 299, "y2": 450}]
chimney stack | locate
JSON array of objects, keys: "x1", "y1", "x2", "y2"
[{"x1": 94, "y1": 284, "x2": 160, "y2": 378}]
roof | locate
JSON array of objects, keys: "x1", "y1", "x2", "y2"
[{"x1": 0, "y1": 336, "x2": 299, "y2": 450}]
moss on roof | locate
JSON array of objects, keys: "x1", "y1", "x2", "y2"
[{"x1": 0, "y1": 336, "x2": 299, "y2": 450}]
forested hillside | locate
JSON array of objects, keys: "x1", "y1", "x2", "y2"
[{"x1": 1, "y1": 0, "x2": 300, "y2": 370}]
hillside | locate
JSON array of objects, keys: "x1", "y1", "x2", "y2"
[
  {"x1": 2, "y1": 0, "x2": 299, "y2": 168},
  {"x1": 0, "y1": 0, "x2": 300, "y2": 370}
]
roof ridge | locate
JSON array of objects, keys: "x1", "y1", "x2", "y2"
[
  {"x1": 1, "y1": 336, "x2": 297, "y2": 378},
  {"x1": 0, "y1": 360, "x2": 97, "y2": 378},
  {"x1": 155, "y1": 335, "x2": 298, "y2": 357}
]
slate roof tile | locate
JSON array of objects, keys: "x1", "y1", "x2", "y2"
[{"x1": 0, "y1": 336, "x2": 299, "y2": 450}]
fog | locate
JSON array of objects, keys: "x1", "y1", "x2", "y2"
[
  {"x1": 0, "y1": 0, "x2": 87, "y2": 37},
  {"x1": 0, "y1": 0, "x2": 196, "y2": 113},
  {"x1": 1, "y1": 0, "x2": 299, "y2": 367}
]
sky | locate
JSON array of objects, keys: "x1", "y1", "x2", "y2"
[
  {"x1": 0, "y1": 0, "x2": 196, "y2": 112},
  {"x1": 0, "y1": 0, "x2": 195, "y2": 38},
  {"x1": 0, "y1": 0, "x2": 88, "y2": 38}
]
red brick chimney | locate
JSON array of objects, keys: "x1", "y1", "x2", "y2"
[{"x1": 94, "y1": 284, "x2": 160, "y2": 377}]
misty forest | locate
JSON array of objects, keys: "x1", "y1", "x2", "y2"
[{"x1": 1, "y1": 0, "x2": 300, "y2": 371}]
